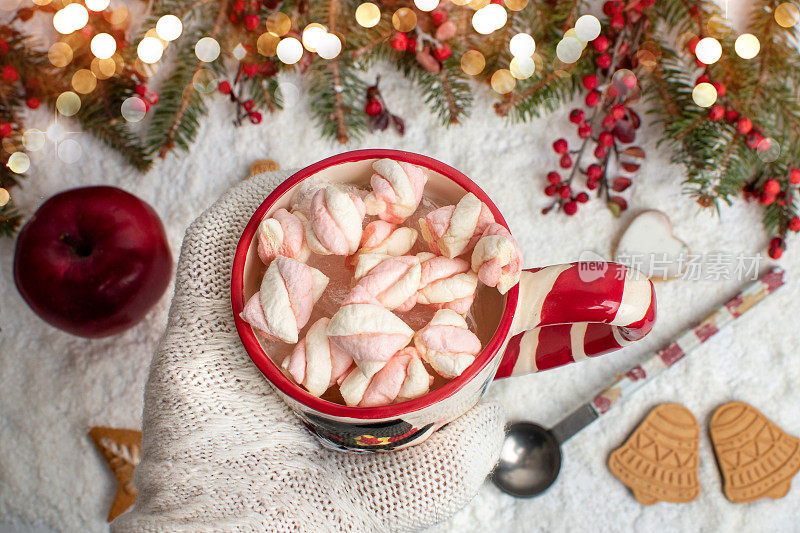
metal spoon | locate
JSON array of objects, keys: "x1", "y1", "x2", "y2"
[{"x1": 492, "y1": 267, "x2": 785, "y2": 498}]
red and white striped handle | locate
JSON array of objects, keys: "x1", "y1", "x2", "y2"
[{"x1": 495, "y1": 262, "x2": 656, "y2": 379}]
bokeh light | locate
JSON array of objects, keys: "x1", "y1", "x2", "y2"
[
  {"x1": 106, "y1": 7, "x2": 131, "y2": 28},
  {"x1": 23, "y1": 129, "x2": 45, "y2": 151},
  {"x1": 302, "y1": 23, "x2": 327, "y2": 52},
  {"x1": 193, "y1": 69, "x2": 218, "y2": 93},
  {"x1": 490, "y1": 69, "x2": 515, "y2": 94},
  {"x1": 53, "y1": 3, "x2": 89, "y2": 34},
  {"x1": 472, "y1": 4, "x2": 507, "y2": 34},
  {"x1": 0, "y1": 187, "x2": 9, "y2": 207},
  {"x1": 85, "y1": 0, "x2": 110, "y2": 11},
  {"x1": 556, "y1": 37, "x2": 583, "y2": 63},
  {"x1": 775, "y1": 2, "x2": 800, "y2": 27},
  {"x1": 392, "y1": 8, "x2": 417, "y2": 32},
  {"x1": 574, "y1": 15, "x2": 601, "y2": 42},
  {"x1": 757, "y1": 138, "x2": 781, "y2": 162},
  {"x1": 138, "y1": 37, "x2": 164, "y2": 63},
  {"x1": 56, "y1": 91, "x2": 81, "y2": 116},
  {"x1": 316, "y1": 33, "x2": 342, "y2": 59},
  {"x1": 692, "y1": 82, "x2": 717, "y2": 107},
  {"x1": 469, "y1": 0, "x2": 490, "y2": 9},
  {"x1": 276, "y1": 37, "x2": 303, "y2": 64},
  {"x1": 46, "y1": 123, "x2": 65, "y2": 141},
  {"x1": 195, "y1": 37, "x2": 221, "y2": 62},
  {"x1": 510, "y1": 56, "x2": 535, "y2": 79},
  {"x1": 120, "y1": 97, "x2": 147, "y2": 122},
  {"x1": 156, "y1": 14, "x2": 183, "y2": 41},
  {"x1": 505, "y1": 0, "x2": 529, "y2": 11},
  {"x1": 266, "y1": 12, "x2": 291, "y2": 36},
  {"x1": 509, "y1": 33, "x2": 535, "y2": 58},
  {"x1": 48, "y1": 42, "x2": 73, "y2": 67},
  {"x1": 355, "y1": 3, "x2": 381, "y2": 28},
  {"x1": 734, "y1": 33, "x2": 760, "y2": 59},
  {"x1": 415, "y1": 0, "x2": 439, "y2": 11},
  {"x1": 257, "y1": 33, "x2": 279, "y2": 56},
  {"x1": 91, "y1": 57, "x2": 117, "y2": 79},
  {"x1": 233, "y1": 43, "x2": 247, "y2": 60},
  {"x1": 277, "y1": 80, "x2": 300, "y2": 107},
  {"x1": 58, "y1": 139, "x2": 82, "y2": 164},
  {"x1": 7, "y1": 152, "x2": 30, "y2": 174},
  {"x1": 460, "y1": 50, "x2": 485, "y2": 75},
  {"x1": 71, "y1": 69, "x2": 97, "y2": 94},
  {"x1": 90, "y1": 33, "x2": 116, "y2": 59},
  {"x1": 695, "y1": 37, "x2": 722, "y2": 64}
]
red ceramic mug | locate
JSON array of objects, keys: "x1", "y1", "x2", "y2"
[{"x1": 232, "y1": 150, "x2": 656, "y2": 452}]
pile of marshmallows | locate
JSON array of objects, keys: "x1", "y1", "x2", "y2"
[{"x1": 240, "y1": 159, "x2": 523, "y2": 407}]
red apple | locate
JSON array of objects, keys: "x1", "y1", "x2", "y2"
[{"x1": 14, "y1": 186, "x2": 172, "y2": 338}]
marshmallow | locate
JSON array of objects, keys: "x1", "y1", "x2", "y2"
[
  {"x1": 419, "y1": 193, "x2": 494, "y2": 258},
  {"x1": 327, "y1": 286, "x2": 415, "y2": 378},
  {"x1": 416, "y1": 252, "x2": 478, "y2": 315},
  {"x1": 256, "y1": 208, "x2": 311, "y2": 265},
  {"x1": 414, "y1": 309, "x2": 482, "y2": 379},
  {"x1": 338, "y1": 347, "x2": 433, "y2": 407},
  {"x1": 351, "y1": 254, "x2": 421, "y2": 312},
  {"x1": 297, "y1": 186, "x2": 366, "y2": 256},
  {"x1": 365, "y1": 159, "x2": 427, "y2": 223},
  {"x1": 350, "y1": 220, "x2": 417, "y2": 265},
  {"x1": 471, "y1": 222, "x2": 523, "y2": 294},
  {"x1": 282, "y1": 318, "x2": 353, "y2": 397},
  {"x1": 240, "y1": 256, "x2": 329, "y2": 343}
]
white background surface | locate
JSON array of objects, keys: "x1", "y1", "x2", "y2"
[{"x1": 2, "y1": 1, "x2": 799, "y2": 531}]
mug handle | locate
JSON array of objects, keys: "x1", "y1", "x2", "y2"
[{"x1": 494, "y1": 262, "x2": 656, "y2": 379}]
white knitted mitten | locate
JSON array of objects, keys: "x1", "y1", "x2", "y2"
[{"x1": 111, "y1": 169, "x2": 505, "y2": 532}]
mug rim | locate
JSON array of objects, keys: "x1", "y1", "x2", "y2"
[{"x1": 231, "y1": 149, "x2": 519, "y2": 419}]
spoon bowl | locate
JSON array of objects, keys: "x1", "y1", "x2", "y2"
[{"x1": 491, "y1": 422, "x2": 562, "y2": 498}]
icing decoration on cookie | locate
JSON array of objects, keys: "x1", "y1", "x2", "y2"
[
  {"x1": 419, "y1": 192, "x2": 494, "y2": 258},
  {"x1": 416, "y1": 252, "x2": 478, "y2": 315},
  {"x1": 338, "y1": 347, "x2": 432, "y2": 407},
  {"x1": 364, "y1": 159, "x2": 427, "y2": 223},
  {"x1": 414, "y1": 309, "x2": 482, "y2": 378},
  {"x1": 297, "y1": 186, "x2": 366, "y2": 256},
  {"x1": 282, "y1": 317, "x2": 354, "y2": 397},
  {"x1": 256, "y1": 208, "x2": 311, "y2": 265},
  {"x1": 471, "y1": 222, "x2": 523, "y2": 294},
  {"x1": 240, "y1": 256, "x2": 328, "y2": 343},
  {"x1": 89, "y1": 427, "x2": 142, "y2": 522}
]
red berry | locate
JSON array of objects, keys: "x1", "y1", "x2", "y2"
[
  {"x1": 596, "y1": 53, "x2": 612, "y2": 69},
  {"x1": 552, "y1": 138, "x2": 569, "y2": 154},
  {"x1": 599, "y1": 131, "x2": 614, "y2": 147},
  {"x1": 563, "y1": 201, "x2": 578, "y2": 215},
  {"x1": 760, "y1": 193, "x2": 775, "y2": 205},
  {"x1": 594, "y1": 145, "x2": 607, "y2": 158},
  {"x1": 602, "y1": 114, "x2": 616, "y2": 129},
  {"x1": 712, "y1": 82, "x2": 726, "y2": 96},
  {"x1": 2, "y1": 65, "x2": 18, "y2": 83},
  {"x1": 610, "y1": 104, "x2": 626, "y2": 120},
  {"x1": 725, "y1": 109, "x2": 738, "y2": 122},
  {"x1": 547, "y1": 171, "x2": 561, "y2": 184},
  {"x1": 737, "y1": 118, "x2": 753, "y2": 134},
  {"x1": 585, "y1": 90, "x2": 600, "y2": 107},
  {"x1": 229, "y1": 12, "x2": 239, "y2": 23},
  {"x1": 770, "y1": 237, "x2": 784, "y2": 249},
  {"x1": 687, "y1": 37, "x2": 700, "y2": 54},
  {"x1": 390, "y1": 32, "x2": 409, "y2": 51},
  {"x1": 790, "y1": 168, "x2": 800, "y2": 184},
  {"x1": 587, "y1": 164, "x2": 602, "y2": 180},
  {"x1": 586, "y1": 179, "x2": 599, "y2": 190},
  {"x1": 249, "y1": 111, "x2": 262, "y2": 124},
  {"x1": 218, "y1": 80, "x2": 232, "y2": 94},
  {"x1": 592, "y1": 36, "x2": 610, "y2": 53},
  {"x1": 245, "y1": 15, "x2": 260, "y2": 31},
  {"x1": 406, "y1": 39, "x2": 417, "y2": 53},
  {"x1": 609, "y1": 196, "x2": 628, "y2": 212},
  {"x1": 243, "y1": 99, "x2": 255, "y2": 111},
  {"x1": 431, "y1": 11, "x2": 447, "y2": 25},
  {"x1": 612, "y1": 176, "x2": 632, "y2": 192},
  {"x1": 365, "y1": 98, "x2": 383, "y2": 116},
  {"x1": 769, "y1": 247, "x2": 784, "y2": 259},
  {"x1": 578, "y1": 122, "x2": 592, "y2": 138},
  {"x1": 0, "y1": 39, "x2": 7, "y2": 54},
  {"x1": 544, "y1": 184, "x2": 558, "y2": 196},
  {"x1": 790, "y1": 217, "x2": 800, "y2": 232},
  {"x1": 582, "y1": 74, "x2": 598, "y2": 90},
  {"x1": 708, "y1": 105, "x2": 724, "y2": 120},
  {"x1": 764, "y1": 178, "x2": 781, "y2": 195},
  {"x1": 559, "y1": 185, "x2": 572, "y2": 199},
  {"x1": 695, "y1": 74, "x2": 710, "y2": 85},
  {"x1": 0, "y1": 122, "x2": 11, "y2": 137},
  {"x1": 602, "y1": 1, "x2": 623, "y2": 15},
  {"x1": 569, "y1": 109, "x2": 585, "y2": 124},
  {"x1": 26, "y1": 97, "x2": 40, "y2": 109},
  {"x1": 432, "y1": 43, "x2": 451, "y2": 61},
  {"x1": 243, "y1": 63, "x2": 259, "y2": 77},
  {"x1": 135, "y1": 84, "x2": 148, "y2": 96},
  {"x1": 576, "y1": 192, "x2": 589, "y2": 203},
  {"x1": 559, "y1": 154, "x2": 573, "y2": 168},
  {"x1": 610, "y1": 13, "x2": 625, "y2": 29},
  {"x1": 233, "y1": 0, "x2": 245, "y2": 12},
  {"x1": 746, "y1": 132, "x2": 761, "y2": 149}
]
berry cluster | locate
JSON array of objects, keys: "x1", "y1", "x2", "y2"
[
  {"x1": 1, "y1": 42, "x2": 40, "y2": 111},
  {"x1": 364, "y1": 76, "x2": 405, "y2": 135},
  {"x1": 542, "y1": 0, "x2": 650, "y2": 217},
  {"x1": 228, "y1": 0, "x2": 280, "y2": 30},
  {"x1": 218, "y1": 76, "x2": 263, "y2": 125},
  {"x1": 134, "y1": 84, "x2": 159, "y2": 111},
  {"x1": 390, "y1": 7, "x2": 456, "y2": 74}
]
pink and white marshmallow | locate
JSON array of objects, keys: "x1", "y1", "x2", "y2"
[
  {"x1": 419, "y1": 193, "x2": 494, "y2": 258},
  {"x1": 350, "y1": 220, "x2": 417, "y2": 265},
  {"x1": 297, "y1": 186, "x2": 366, "y2": 256},
  {"x1": 471, "y1": 222, "x2": 523, "y2": 294},
  {"x1": 351, "y1": 254, "x2": 421, "y2": 312},
  {"x1": 240, "y1": 256, "x2": 329, "y2": 343},
  {"x1": 364, "y1": 159, "x2": 427, "y2": 224},
  {"x1": 256, "y1": 208, "x2": 311, "y2": 265},
  {"x1": 414, "y1": 309, "x2": 482, "y2": 379},
  {"x1": 282, "y1": 318, "x2": 353, "y2": 397},
  {"x1": 338, "y1": 347, "x2": 433, "y2": 407},
  {"x1": 416, "y1": 252, "x2": 478, "y2": 315},
  {"x1": 327, "y1": 286, "x2": 415, "y2": 378}
]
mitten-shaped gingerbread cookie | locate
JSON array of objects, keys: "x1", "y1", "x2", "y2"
[
  {"x1": 419, "y1": 193, "x2": 494, "y2": 258},
  {"x1": 364, "y1": 159, "x2": 427, "y2": 224},
  {"x1": 282, "y1": 318, "x2": 354, "y2": 397},
  {"x1": 338, "y1": 347, "x2": 433, "y2": 407},
  {"x1": 414, "y1": 309, "x2": 482, "y2": 379}
]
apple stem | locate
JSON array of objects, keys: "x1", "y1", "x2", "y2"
[{"x1": 59, "y1": 233, "x2": 92, "y2": 257}]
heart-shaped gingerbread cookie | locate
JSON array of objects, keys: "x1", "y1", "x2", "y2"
[{"x1": 614, "y1": 210, "x2": 689, "y2": 280}]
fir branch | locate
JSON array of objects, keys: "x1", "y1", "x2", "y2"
[{"x1": 0, "y1": 200, "x2": 22, "y2": 238}]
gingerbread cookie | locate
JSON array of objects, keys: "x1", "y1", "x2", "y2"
[
  {"x1": 89, "y1": 427, "x2": 142, "y2": 521},
  {"x1": 609, "y1": 403, "x2": 700, "y2": 505},
  {"x1": 248, "y1": 159, "x2": 280, "y2": 177},
  {"x1": 710, "y1": 401, "x2": 800, "y2": 503}
]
